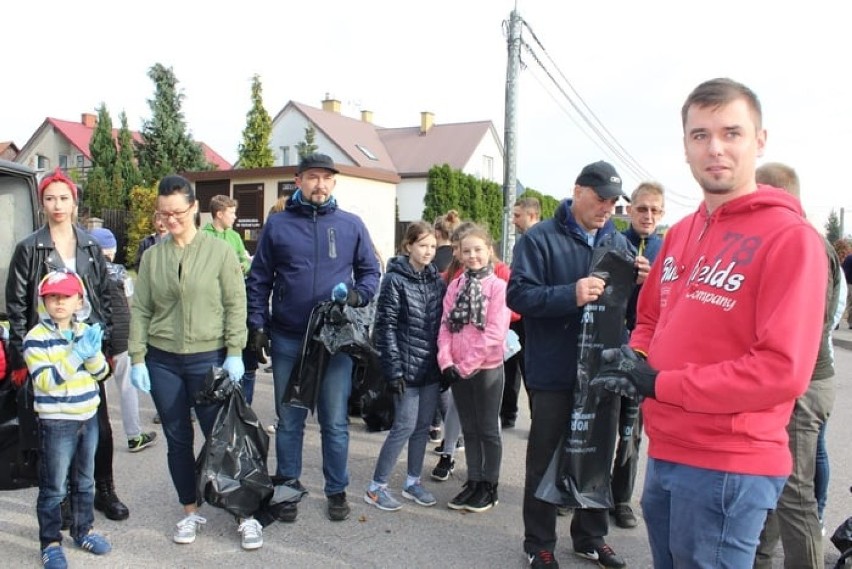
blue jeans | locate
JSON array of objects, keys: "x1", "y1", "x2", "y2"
[
  {"x1": 271, "y1": 330, "x2": 353, "y2": 495},
  {"x1": 815, "y1": 421, "x2": 829, "y2": 519},
  {"x1": 146, "y1": 346, "x2": 224, "y2": 505},
  {"x1": 37, "y1": 415, "x2": 99, "y2": 548},
  {"x1": 372, "y1": 383, "x2": 441, "y2": 485},
  {"x1": 642, "y1": 458, "x2": 785, "y2": 568}
]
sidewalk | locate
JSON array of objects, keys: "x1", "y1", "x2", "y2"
[{"x1": 834, "y1": 324, "x2": 852, "y2": 351}]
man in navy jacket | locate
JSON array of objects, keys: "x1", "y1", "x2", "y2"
[{"x1": 246, "y1": 153, "x2": 380, "y2": 523}]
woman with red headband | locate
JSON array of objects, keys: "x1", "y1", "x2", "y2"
[{"x1": 5, "y1": 167, "x2": 130, "y2": 523}]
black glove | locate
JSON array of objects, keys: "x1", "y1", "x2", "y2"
[
  {"x1": 249, "y1": 328, "x2": 271, "y2": 365},
  {"x1": 440, "y1": 366, "x2": 463, "y2": 392},
  {"x1": 387, "y1": 377, "x2": 406, "y2": 397},
  {"x1": 591, "y1": 345, "x2": 658, "y2": 400},
  {"x1": 344, "y1": 289, "x2": 361, "y2": 307}
]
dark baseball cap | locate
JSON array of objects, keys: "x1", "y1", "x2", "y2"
[
  {"x1": 575, "y1": 160, "x2": 624, "y2": 199},
  {"x1": 297, "y1": 153, "x2": 339, "y2": 174}
]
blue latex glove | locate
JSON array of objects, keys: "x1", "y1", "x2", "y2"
[
  {"x1": 331, "y1": 282, "x2": 348, "y2": 303},
  {"x1": 223, "y1": 356, "x2": 245, "y2": 384},
  {"x1": 73, "y1": 323, "x2": 103, "y2": 360},
  {"x1": 130, "y1": 363, "x2": 151, "y2": 393}
]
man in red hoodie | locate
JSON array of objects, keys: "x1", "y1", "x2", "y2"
[{"x1": 593, "y1": 78, "x2": 828, "y2": 568}]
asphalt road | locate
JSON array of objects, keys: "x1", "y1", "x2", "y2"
[{"x1": 2, "y1": 337, "x2": 852, "y2": 568}]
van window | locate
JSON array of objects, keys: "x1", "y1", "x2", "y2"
[{"x1": 0, "y1": 175, "x2": 37, "y2": 313}]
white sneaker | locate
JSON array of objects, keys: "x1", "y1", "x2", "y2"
[
  {"x1": 173, "y1": 513, "x2": 206, "y2": 544},
  {"x1": 238, "y1": 518, "x2": 263, "y2": 550}
]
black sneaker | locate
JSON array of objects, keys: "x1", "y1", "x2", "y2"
[
  {"x1": 528, "y1": 549, "x2": 560, "y2": 568},
  {"x1": 431, "y1": 454, "x2": 455, "y2": 481},
  {"x1": 429, "y1": 427, "x2": 442, "y2": 442},
  {"x1": 327, "y1": 492, "x2": 350, "y2": 521},
  {"x1": 612, "y1": 503, "x2": 638, "y2": 528},
  {"x1": 464, "y1": 481, "x2": 498, "y2": 512},
  {"x1": 447, "y1": 481, "x2": 479, "y2": 510},
  {"x1": 573, "y1": 543, "x2": 626, "y2": 568},
  {"x1": 128, "y1": 432, "x2": 157, "y2": 453}
]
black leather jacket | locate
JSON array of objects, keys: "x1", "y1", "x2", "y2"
[{"x1": 5, "y1": 225, "x2": 112, "y2": 369}]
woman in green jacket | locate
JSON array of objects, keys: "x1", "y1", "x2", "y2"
[{"x1": 127, "y1": 175, "x2": 257, "y2": 550}]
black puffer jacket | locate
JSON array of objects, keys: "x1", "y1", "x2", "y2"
[
  {"x1": 5, "y1": 225, "x2": 112, "y2": 369},
  {"x1": 373, "y1": 256, "x2": 445, "y2": 386}
]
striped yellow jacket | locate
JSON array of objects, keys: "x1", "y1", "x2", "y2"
[{"x1": 23, "y1": 320, "x2": 109, "y2": 420}]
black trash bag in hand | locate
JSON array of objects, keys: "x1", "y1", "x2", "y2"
[
  {"x1": 536, "y1": 247, "x2": 635, "y2": 510},
  {"x1": 285, "y1": 301, "x2": 378, "y2": 413},
  {"x1": 196, "y1": 368, "x2": 273, "y2": 518},
  {"x1": 194, "y1": 365, "x2": 235, "y2": 405}
]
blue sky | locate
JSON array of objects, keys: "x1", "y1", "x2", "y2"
[{"x1": 4, "y1": 0, "x2": 850, "y2": 231}]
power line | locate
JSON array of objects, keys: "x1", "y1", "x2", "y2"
[{"x1": 517, "y1": 18, "x2": 698, "y2": 207}]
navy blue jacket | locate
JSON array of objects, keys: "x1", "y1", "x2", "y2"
[
  {"x1": 246, "y1": 195, "x2": 381, "y2": 336},
  {"x1": 507, "y1": 200, "x2": 634, "y2": 391},
  {"x1": 373, "y1": 256, "x2": 445, "y2": 386},
  {"x1": 622, "y1": 226, "x2": 663, "y2": 331}
]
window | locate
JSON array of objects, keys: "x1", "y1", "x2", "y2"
[
  {"x1": 58, "y1": 155, "x2": 68, "y2": 169},
  {"x1": 482, "y1": 155, "x2": 494, "y2": 180},
  {"x1": 280, "y1": 146, "x2": 291, "y2": 166},
  {"x1": 37, "y1": 156, "x2": 49, "y2": 170},
  {"x1": 356, "y1": 144, "x2": 378, "y2": 161},
  {"x1": 76, "y1": 155, "x2": 84, "y2": 168}
]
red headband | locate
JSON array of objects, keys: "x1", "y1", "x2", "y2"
[{"x1": 38, "y1": 167, "x2": 78, "y2": 200}]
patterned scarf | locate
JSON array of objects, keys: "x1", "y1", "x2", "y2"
[{"x1": 448, "y1": 265, "x2": 493, "y2": 333}]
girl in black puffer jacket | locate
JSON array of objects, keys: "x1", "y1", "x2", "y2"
[{"x1": 363, "y1": 221, "x2": 446, "y2": 511}]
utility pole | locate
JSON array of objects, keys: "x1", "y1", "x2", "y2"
[{"x1": 501, "y1": 7, "x2": 522, "y2": 263}]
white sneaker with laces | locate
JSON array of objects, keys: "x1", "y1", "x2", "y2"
[
  {"x1": 173, "y1": 513, "x2": 206, "y2": 544},
  {"x1": 238, "y1": 518, "x2": 263, "y2": 550}
]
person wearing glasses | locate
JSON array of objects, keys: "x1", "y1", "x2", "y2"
[
  {"x1": 5, "y1": 168, "x2": 130, "y2": 524},
  {"x1": 127, "y1": 175, "x2": 257, "y2": 550},
  {"x1": 608, "y1": 182, "x2": 665, "y2": 531}
]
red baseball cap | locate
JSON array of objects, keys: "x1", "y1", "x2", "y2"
[{"x1": 38, "y1": 271, "x2": 84, "y2": 297}]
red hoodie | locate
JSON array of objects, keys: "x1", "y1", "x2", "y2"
[{"x1": 630, "y1": 185, "x2": 827, "y2": 476}]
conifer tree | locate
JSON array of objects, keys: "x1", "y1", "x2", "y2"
[
  {"x1": 116, "y1": 111, "x2": 142, "y2": 199},
  {"x1": 296, "y1": 125, "x2": 319, "y2": 159},
  {"x1": 237, "y1": 74, "x2": 274, "y2": 168},
  {"x1": 136, "y1": 63, "x2": 208, "y2": 184}
]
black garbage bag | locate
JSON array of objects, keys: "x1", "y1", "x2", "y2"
[
  {"x1": 0, "y1": 378, "x2": 39, "y2": 490},
  {"x1": 195, "y1": 368, "x2": 273, "y2": 518},
  {"x1": 355, "y1": 351, "x2": 394, "y2": 432},
  {"x1": 536, "y1": 247, "x2": 635, "y2": 509},
  {"x1": 285, "y1": 301, "x2": 378, "y2": 413}
]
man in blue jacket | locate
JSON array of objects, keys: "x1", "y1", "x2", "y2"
[
  {"x1": 609, "y1": 182, "x2": 664, "y2": 530},
  {"x1": 246, "y1": 153, "x2": 380, "y2": 523},
  {"x1": 508, "y1": 161, "x2": 649, "y2": 568}
]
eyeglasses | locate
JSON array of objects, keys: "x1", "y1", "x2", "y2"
[
  {"x1": 155, "y1": 203, "x2": 194, "y2": 221},
  {"x1": 634, "y1": 206, "x2": 664, "y2": 216}
]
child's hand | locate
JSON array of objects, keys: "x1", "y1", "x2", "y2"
[{"x1": 73, "y1": 323, "x2": 104, "y2": 361}]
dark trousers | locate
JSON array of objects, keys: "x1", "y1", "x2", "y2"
[
  {"x1": 523, "y1": 389, "x2": 608, "y2": 553},
  {"x1": 93, "y1": 381, "x2": 114, "y2": 485},
  {"x1": 500, "y1": 320, "x2": 527, "y2": 421},
  {"x1": 611, "y1": 401, "x2": 642, "y2": 505}
]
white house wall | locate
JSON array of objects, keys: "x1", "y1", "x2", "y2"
[
  {"x1": 333, "y1": 176, "x2": 397, "y2": 265},
  {"x1": 396, "y1": 178, "x2": 428, "y2": 223},
  {"x1": 462, "y1": 133, "x2": 505, "y2": 184},
  {"x1": 270, "y1": 112, "x2": 349, "y2": 167}
]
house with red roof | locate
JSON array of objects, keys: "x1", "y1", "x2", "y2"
[
  {"x1": 14, "y1": 113, "x2": 231, "y2": 175},
  {"x1": 180, "y1": 97, "x2": 503, "y2": 262},
  {"x1": 270, "y1": 98, "x2": 504, "y2": 224},
  {"x1": 0, "y1": 142, "x2": 20, "y2": 161}
]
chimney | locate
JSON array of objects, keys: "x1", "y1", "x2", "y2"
[
  {"x1": 81, "y1": 113, "x2": 97, "y2": 128},
  {"x1": 420, "y1": 111, "x2": 434, "y2": 134},
  {"x1": 322, "y1": 94, "x2": 341, "y2": 114},
  {"x1": 360, "y1": 110, "x2": 373, "y2": 124}
]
